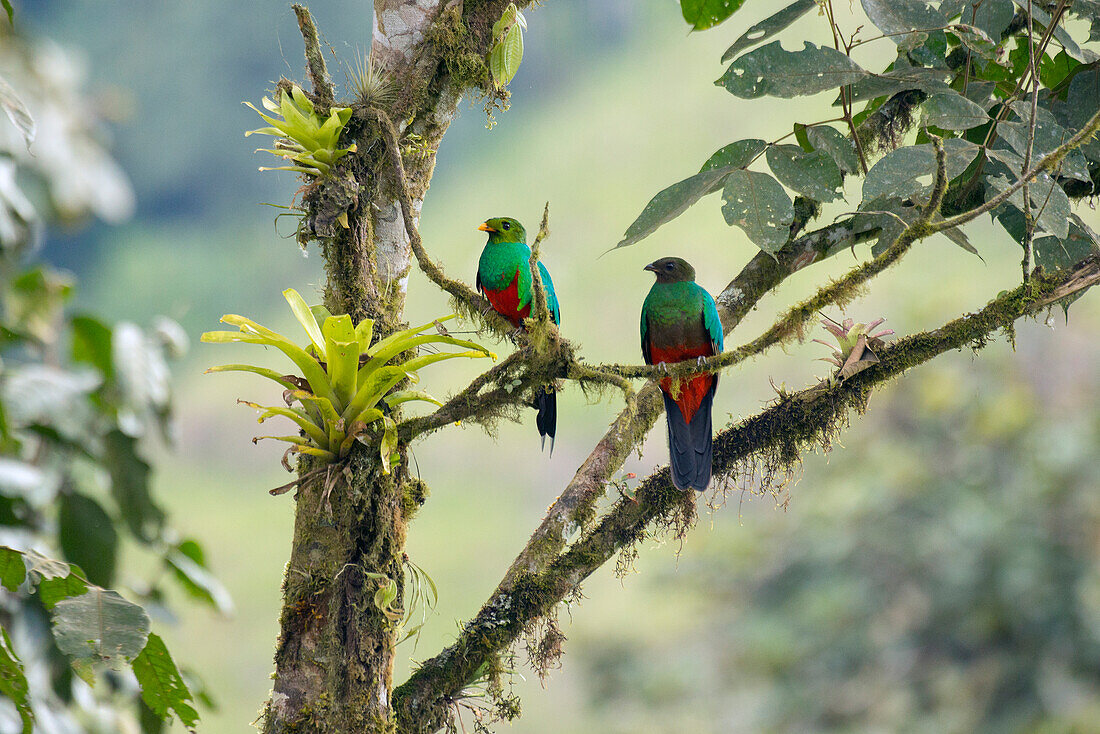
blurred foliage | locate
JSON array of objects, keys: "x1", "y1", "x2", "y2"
[
  {"x1": 579, "y1": 355, "x2": 1100, "y2": 733},
  {"x1": 0, "y1": 17, "x2": 224, "y2": 734}
]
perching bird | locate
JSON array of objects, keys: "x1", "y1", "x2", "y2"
[
  {"x1": 476, "y1": 216, "x2": 561, "y2": 452},
  {"x1": 640, "y1": 257, "x2": 723, "y2": 491}
]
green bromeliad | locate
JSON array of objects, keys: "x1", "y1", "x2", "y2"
[{"x1": 202, "y1": 289, "x2": 494, "y2": 473}]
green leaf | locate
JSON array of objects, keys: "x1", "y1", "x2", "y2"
[
  {"x1": 860, "y1": 0, "x2": 945, "y2": 40},
  {"x1": 132, "y1": 633, "x2": 199, "y2": 728},
  {"x1": 354, "y1": 318, "x2": 374, "y2": 354},
  {"x1": 359, "y1": 334, "x2": 493, "y2": 384},
  {"x1": 718, "y1": 41, "x2": 869, "y2": 99},
  {"x1": 37, "y1": 571, "x2": 89, "y2": 611},
  {"x1": 70, "y1": 315, "x2": 114, "y2": 379},
  {"x1": 1001, "y1": 102, "x2": 1091, "y2": 183},
  {"x1": 987, "y1": 171, "x2": 1072, "y2": 240},
  {"x1": 203, "y1": 364, "x2": 301, "y2": 391},
  {"x1": 921, "y1": 91, "x2": 989, "y2": 130},
  {"x1": 489, "y1": 22, "x2": 524, "y2": 87},
  {"x1": 283, "y1": 288, "x2": 325, "y2": 356},
  {"x1": 51, "y1": 587, "x2": 150, "y2": 664},
  {"x1": 343, "y1": 366, "x2": 411, "y2": 423},
  {"x1": 681, "y1": 0, "x2": 746, "y2": 31},
  {"x1": 1034, "y1": 216, "x2": 1100, "y2": 272},
  {"x1": 617, "y1": 167, "x2": 738, "y2": 248},
  {"x1": 366, "y1": 314, "x2": 457, "y2": 358},
  {"x1": 0, "y1": 75, "x2": 34, "y2": 150},
  {"x1": 240, "y1": 401, "x2": 328, "y2": 448},
  {"x1": 765, "y1": 145, "x2": 842, "y2": 202},
  {"x1": 844, "y1": 68, "x2": 952, "y2": 103},
  {"x1": 58, "y1": 493, "x2": 118, "y2": 588},
  {"x1": 1, "y1": 1, "x2": 13, "y2": 26},
  {"x1": 721, "y1": 0, "x2": 816, "y2": 62},
  {"x1": 384, "y1": 390, "x2": 444, "y2": 408},
  {"x1": 862, "y1": 138, "x2": 980, "y2": 202},
  {"x1": 700, "y1": 139, "x2": 767, "y2": 173},
  {"x1": 949, "y1": 24, "x2": 998, "y2": 60},
  {"x1": 322, "y1": 314, "x2": 359, "y2": 410},
  {"x1": 104, "y1": 430, "x2": 165, "y2": 543},
  {"x1": 0, "y1": 627, "x2": 32, "y2": 734},
  {"x1": 806, "y1": 126, "x2": 860, "y2": 174},
  {"x1": 721, "y1": 169, "x2": 795, "y2": 253},
  {"x1": 0, "y1": 547, "x2": 25, "y2": 591}
]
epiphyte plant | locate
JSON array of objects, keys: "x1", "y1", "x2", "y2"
[
  {"x1": 201, "y1": 289, "x2": 494, "y2": 472},
  {"x1": 245, "y1": 84, "x2": 355, "y2": 177}
]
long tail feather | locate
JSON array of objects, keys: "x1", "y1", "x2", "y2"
[
  {"x1": 536, "y1": 386, "x2": 556, "y2": 456},
  {"x1": 662, "y1": 384, "x2": 715, "y2": 491}
]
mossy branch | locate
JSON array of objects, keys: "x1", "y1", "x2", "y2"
[
  {"x1": 527, "y1": 202, "x2": 552, "y2": 331},
  {"x1": 293, "y1": 4, "x2": 335, "y2": 112},
  {"x1": 393, "y1": 252, "x2": 1100, "y2": 733}
]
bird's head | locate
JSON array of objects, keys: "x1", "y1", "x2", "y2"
[
  {"x1": 644, "y1": 257, "x2": 696, "y2": 284},
  {"x1": 478, "y1": 217, "x2": 526, "y2": 244}
]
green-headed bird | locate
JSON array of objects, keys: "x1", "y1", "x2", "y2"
[
  {"x1": 476, "y1": 216, "x2": 561, "y2": 452},
  {"x1": 640, "y1": 257, "x2": 724, "y2": 491}
]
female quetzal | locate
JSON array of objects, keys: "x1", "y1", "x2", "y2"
[
  {"x1": 476, "y1": 216, "x2": 561, "y2": 452},
  {"x1": 640, "y1": 257, "x2": 723, "y2": 491}
]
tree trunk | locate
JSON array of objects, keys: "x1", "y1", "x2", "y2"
[{"x1": 259, "y1": 2, "x2": 489, "y2": 729}]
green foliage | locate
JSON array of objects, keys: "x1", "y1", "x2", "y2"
[
  {"x1": 245, "y1": 84, "x2": 356, "y2": 177},
  {"x1": 133, "y1": 633, "x2": 200, "y2": 728},
  {"x1": 620, "y1": 0, "x2": 1100, "y2": 289},
  {"x1": 680, "y1": 0, "x2": 746, "y2": 31},
  {"x1": 203, "y1": 289, "x2": 494, "y2": 471},
  {"x1": 489, "y1": 3, "x2": 527, "y2": 88}
]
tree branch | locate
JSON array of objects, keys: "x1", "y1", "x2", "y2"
[
  {"x1": 393, "y1": 252, "x2": 1100, "y2": 733},
  {"x1": 293, "y1": 4, "x2": 335, "y2": 110}
]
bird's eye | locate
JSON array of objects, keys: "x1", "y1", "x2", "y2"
[
  {"x1": 502, "y1": 221, "x2": 510, "y2": 230},
  {"x1": 665, "y1": 263, "x2": 673, "y2": 270}
]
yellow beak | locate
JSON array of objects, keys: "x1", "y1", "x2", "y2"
[{"x1": 478, "y1": 222, "x2": 497, "y2": 233}]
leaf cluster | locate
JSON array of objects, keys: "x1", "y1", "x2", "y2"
[
  {"x1": 488, "y1": 3, "x2": 527, "y2": 88},
  {"x1": 245, "y1": 84, "x2": 356, "y2": 177},
  {"x1": 643, "y1": 0, "x2": 1100, "y2": 291},
  {"x1": 203, "y1": 289, "x2": 494, "y2": 473}
]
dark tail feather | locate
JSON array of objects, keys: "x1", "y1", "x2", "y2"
[
  {"x1": 536, "y1": 386, "x2": 556, "y2": 456},
  {"x1": 662, "y1": 385, "x2": 715, "y2": 491}
]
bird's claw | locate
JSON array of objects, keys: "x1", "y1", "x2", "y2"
[
  {"x1": 696, "y1": 356, "x2": 707, "y2": 368},
  {"x1": 657, "y1": 362, "x2": 669, "y2": 374}
]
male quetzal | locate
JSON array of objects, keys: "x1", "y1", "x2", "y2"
[
  {"x1": 640, "y1": 257, "x2": 723, "y2": 491},
  {"x1": 476, "y1": 216, "x2": 561, "y2": 452}
]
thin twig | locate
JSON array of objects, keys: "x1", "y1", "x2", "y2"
[{"x1": 292, "y1": 4, "x2": 335, "y2": 110}]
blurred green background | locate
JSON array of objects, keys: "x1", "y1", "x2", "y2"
[{"x1": 19, "y1": 0, "x2": 1100, "y2": 731}]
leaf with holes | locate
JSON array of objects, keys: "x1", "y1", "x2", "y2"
[
  {"x1": 921, "y1": 92, "x2": 989, "y2": 130},
  {"x1": 718, "y1": 42, "x2": 869, "y2": 99},
  {"x1": 861, "y1": 0, "x2": 945, "y2": 40},
  {"x1": 862, "y1": 138, "x2": 980, "y2": 202},
  {"x1": 51, "y1": 587, "x2": 150, "y2": 665},
  {"x1": 806, "y1": 125, "x2": 860, "y2": 174},
  {"x1": 721, "y1": 0, "x2": 816, "y2": 62},
  {"x1": 721, "y1": 169, "x2": 795, "y2": 253},
  {"x1": 765, "y1": 145, "x2": 842, "y2": 202}
]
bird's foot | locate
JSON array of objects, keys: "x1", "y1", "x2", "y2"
[
  {"x1": 657, "y1": 362, "x2": 669, "y2": 374},
  {"x1": 696, "y1": 356, "x2": 708, "y2": 368}
]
